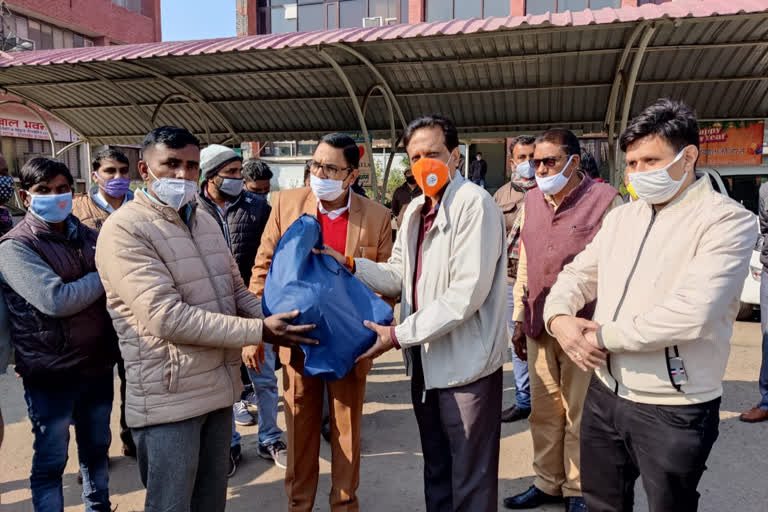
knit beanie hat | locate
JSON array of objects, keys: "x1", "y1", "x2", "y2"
[{"x1": 200, "y1": 144, "x2": 242, "y2": 180}]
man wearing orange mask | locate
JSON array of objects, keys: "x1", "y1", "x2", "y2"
[{"x1": 319, "y1": 115, "x2": 508, "y2": 512}]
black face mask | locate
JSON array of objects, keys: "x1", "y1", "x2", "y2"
[{"x1": 405, "y1": 176, "x2": 416, "y2": 185}]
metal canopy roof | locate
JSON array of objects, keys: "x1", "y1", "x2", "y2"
[{"x1": 0, "y1": 0, "x2": 767, "y2": 147}]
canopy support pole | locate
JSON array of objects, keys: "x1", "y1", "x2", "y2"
[
  {"x1": 362, "y1": 84, "x2": 400, "y2": 202},
  {"x1": 330, "y1": 43, "x2": 408, "y2": 131},
  {"x1": 319, "y1": 48, "x2": 379, "y2": 202},
  {"x1": 604, "y1": 21, "x2": 649, "y2": 186}
]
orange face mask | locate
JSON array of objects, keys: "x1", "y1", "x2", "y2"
[{"x1": 412, "y1": 154, "x2": 454, "y2": 197}]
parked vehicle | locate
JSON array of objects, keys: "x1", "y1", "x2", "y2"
[{"x1": 698, "y1": 166, "x2": 766, "y2": 320}]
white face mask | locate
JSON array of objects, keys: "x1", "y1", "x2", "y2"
[
  {"x1": 535, "y1": 155, "x2": 574, "y2": 196},
  {"x1": 627, "y1": 150, "x2": 687, "y2": 205},
  {"x1": 147, "y1": 164, "x2": 198, "y2": 210},
  {"x1": 310, "y1": 174, "x2": 345, "y2": 202},
  {"x1": 516, "y1": 160, "x2": 535, "y2": 179}
]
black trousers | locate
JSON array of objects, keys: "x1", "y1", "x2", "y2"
[
  {"x1": 580, "y1": 376, "x2": 720, "y2": 512},
  {"x1": 411, "y1": 348, "x2": 503, "y2": 512},
  {"x1": 116, "y1": 356, "x2": 134, "y2": 448}
]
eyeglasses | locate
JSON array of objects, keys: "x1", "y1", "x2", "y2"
[
  {"x1": 309, "y1": 160, "x2": 352, "y2": 179},
  {"x1": 532, "y1": 156, "x2": 563, "y2": 169}
]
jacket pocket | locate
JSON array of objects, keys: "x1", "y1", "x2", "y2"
[
  {"x1": 164, "y1": 342, "x2": 181, "y2": 393},
  {"x1": 570, "y1": 224, "x2": 596, "y2": 236}
]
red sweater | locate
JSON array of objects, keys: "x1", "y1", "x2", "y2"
[{"x1": 318, "y1": 210, "x2": 349, "y2": 255}]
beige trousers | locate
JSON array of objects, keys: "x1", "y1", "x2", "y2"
[{"x1": 527, "y1": 332, "x2": 592, "y2": 497}]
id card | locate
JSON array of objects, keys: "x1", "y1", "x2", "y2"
[{"x1": 669, "y1": 357, "x2": 688, "y2": 386}]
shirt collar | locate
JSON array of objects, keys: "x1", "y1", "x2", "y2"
[
  {"x1": 203, "y1": 182, "x2": 229, "y2": 216},
  {"x1": 317, "y1": 190, "x2": 351, "y2": 221},
  {"x1": 92, "y1": 187, "x2": 128, "y2": 214}
]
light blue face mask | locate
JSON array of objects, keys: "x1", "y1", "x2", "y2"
[{"x1": 29, "y1": 192, "x2": 73, "y2": 223}]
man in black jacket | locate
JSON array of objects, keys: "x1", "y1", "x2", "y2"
[
  {"x1": 0, "y1": 158, "x2": 118, "y2": 511},
  {"x1": 198, "y1": 146, "x2": 286, "y2": 475},
  {"x1": 470, "y1": 152, "x2": 488, "y2": 188},
  {"x1": 741, "y1": 181, "x2": 768, "y2": 423}
]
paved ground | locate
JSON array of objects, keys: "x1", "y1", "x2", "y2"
[{"x1": 1, "y1": 320, "x2": 767, "y2": 511}]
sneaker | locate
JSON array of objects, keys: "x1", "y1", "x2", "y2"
[
  {"x1": 233, "y1": 400, "x2": 254, "y2": 426},
  {"x1": 242, "y1": 391, "x2": 259, "y2": 415},
  {"x1": 228, "y1": 444, "x2": 242, "y2": 478},
  {"x1": 258, "y1": 440, "x2": 287, "y2": 469}
]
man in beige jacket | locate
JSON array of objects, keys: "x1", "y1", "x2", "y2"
[
  {"x1": 545, "y1": 99, "x2": 756, "y2": 512},
  {"x1": 96, "y1": 126, "x2": 315, "y2": 512}
]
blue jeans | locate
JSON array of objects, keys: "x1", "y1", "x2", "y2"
[
  {"x1": 23, "y1": 371, "x2": 114, "y2": 512},
  {"x1": 759, "y1": 271, "x2": 768, "y2": 410},
  {"x1": 132, "y1": 407, "x2": 232, "y2": 512},
  {"x1": 507, "y1": 285, "x2": 530, "y2": 410},
  {"x1": 248, "y1": 343, "x2": 283, "y2": 447}
]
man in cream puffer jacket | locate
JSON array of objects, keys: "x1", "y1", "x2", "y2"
[
  {"x1": 96, "y1": 126, "x2": 315, "y2": 512},
  {"x1": 544, "y1": 99, "x2": 757, "y2": 512}
]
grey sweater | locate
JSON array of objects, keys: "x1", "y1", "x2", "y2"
[{"x1": 0, "y1": 220, "x2": 104, "y2": 319}]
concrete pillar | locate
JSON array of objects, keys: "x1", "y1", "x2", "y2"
[
  {"x1": 510, "y1": 0, "x2": 525, "y2": 16},
  {"x1": 409, "y1": 0, "x2": 424, "y2": 23}
]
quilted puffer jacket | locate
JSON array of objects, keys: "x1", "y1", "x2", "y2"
[{"x1": 95, "y1": 190, "x2": 264, "y2": 428}]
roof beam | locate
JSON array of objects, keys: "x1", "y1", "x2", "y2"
[
  {"x1": 5, "y1": 40, "x2": 767, "y2": 90},
  {"x1": 43, "y1": 74, "x2": 768, "y2": 114}
]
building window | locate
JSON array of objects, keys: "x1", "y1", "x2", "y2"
[
  {"x1": 525, "y1": 0, "x2": 620, "y2": 15},
  {"x1": 258, "y1": 0, "x2": 408, "y2": 34},
  {"x1": 9, "y1": 12, "x2": 92, "y2": 50},
  {"x1": 426, "y1": 0, "x2": 510, "y2": 21},
  {"x1": 112, "y1": 0, "x2": 147, "y2": 16}
]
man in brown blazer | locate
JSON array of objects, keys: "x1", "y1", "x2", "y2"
[{"x1": 250, "y1": 133, "x2": 392, "y2": 512}]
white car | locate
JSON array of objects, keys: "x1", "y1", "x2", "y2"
[{"x1": 697, "y1": 166, "x2": 766, "y2": 319}]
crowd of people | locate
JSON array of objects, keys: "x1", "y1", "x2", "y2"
[{"x1": 0, "y1": 97, "x2": 761, "y2": 512}]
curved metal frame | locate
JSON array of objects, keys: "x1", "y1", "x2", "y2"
[
  {"x1": 319, "y1": 48, "x2": 380, "y2": 201},
  {"x1": 330, "y1": 43, "x2": 408, "y2": 132},
  {"x1": 114, "y1": 60, "x2": 240, "y2": 144},
  {"x1": 80, "y1": 62, "x2": 154, "y2": 132},
  {"x1": 54, "y1": 139, "x2": 85, "y2": 158},
  {"x1": 152, "y1": 93, "x2": 212, "y2": 143}
]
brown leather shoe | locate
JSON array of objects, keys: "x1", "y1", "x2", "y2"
[{"x1": 739, "y1": 407, "x2": 768, "y2": 423}]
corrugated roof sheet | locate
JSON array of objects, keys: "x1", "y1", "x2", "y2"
[{"x1": 0, "y1": 0, "x2": 766, "y2": 144}]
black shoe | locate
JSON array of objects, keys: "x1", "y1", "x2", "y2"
[
  {"x1": 121, "y1": 432, "x2": 137, "y2": 458},
  {"x1": 504, "y1": 485, "x2": 563, "y2": 509},
  {"x1": 565, "y1": 497, "x2": 587, "y2": 512},
  {"x1": 228, "y1": 444, "x2": 242, "y2": 478},
  {"x1": 501, "y1": 405, "x2": 531, "y2": 423},
  {"x1": 321, "y1": 418, "x2": 331, "y2": 443}
]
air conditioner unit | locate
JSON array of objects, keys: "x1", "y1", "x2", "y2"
[
  {"x1": 362, "y1": 16, "x2": 383, "y2": 27},
  {"x1": 385, "y1": 17, "x2": 398, "y2": 25},
  {"x1": 1, "y1": 36, "x2": 34, "y2": 51}
]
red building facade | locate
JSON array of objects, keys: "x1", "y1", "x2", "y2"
[{"x1": 0, "y1": 0, "x2": 162, "y2": 181}]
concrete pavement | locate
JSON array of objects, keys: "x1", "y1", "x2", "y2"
[{"x1": 1, "y1": 320, "x2": 767, "y2": 511}]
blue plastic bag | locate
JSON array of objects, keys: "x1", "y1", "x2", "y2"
[{"x1": 263, "y1": 214, "x2": 393, "y2": 380}]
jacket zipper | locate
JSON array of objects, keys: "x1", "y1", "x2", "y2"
[
  {"x1": 606, "y1": 207, "x2": 656, "y2": 394},
  {"x1": 174, "y1": 209, "x2": 237, "y2": 404}
]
